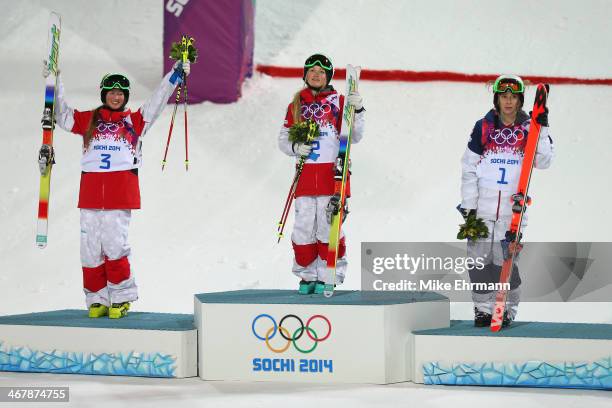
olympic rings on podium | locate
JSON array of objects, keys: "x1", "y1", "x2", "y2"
[{"x1": 252, "y1": 313, "x2": 332, "y2": 353}]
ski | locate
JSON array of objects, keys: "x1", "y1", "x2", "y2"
[
  {"x1": 276, "y1": 120, "x2": 318, "y2": 243},
  {"x1": 324, "y1": 64, "x2": 361, "y2": 297},
  {"x1": 36, "y1": 12, "x2": 61, "y2": 249},
  {"x1": 490, "y1": 83, "x2": 549, "y2": 332}
]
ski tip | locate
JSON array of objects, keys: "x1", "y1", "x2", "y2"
[
  {"x1": 490, "y1": 322, "x2": 502, "y2": 332},
  {"x1": 323, "y1": 284, "x2": 335, "y2": 298},
  {"x1": 36, "y1": 238, "x2": 48, "y2": 249}
]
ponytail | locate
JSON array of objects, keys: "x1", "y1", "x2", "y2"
[
  {"x1": 83, "y1": 106, "x2": 103, "y2": 150},
  {"x1": 291, "y1": 87, "x2": 305, "y2": 124}
]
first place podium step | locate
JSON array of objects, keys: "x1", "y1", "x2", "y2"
[
  {"x1": 0, "y1": 310, "x2": 197, "y2": 378},
  {"x1": 194, "y1": 289, "x2": 450, "y2": 384}
]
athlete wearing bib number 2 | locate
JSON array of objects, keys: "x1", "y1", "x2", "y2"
[
  {"x1": 278, "y1": 54, "x2": 365, "y2": 295},
  {"x1": 460, "y1": 74, "x2": 554, "y2": 327},
  {"x1": 48, "y1": 61, "x2": 191, "y2": 318}
]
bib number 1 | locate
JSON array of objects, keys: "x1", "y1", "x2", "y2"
[{"x1": 497, "y1": 167, "x2": 508, "y2": 185}]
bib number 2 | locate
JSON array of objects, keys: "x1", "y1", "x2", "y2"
[
  {"x1": 100, "y1": 154, "x2": 111, "y2": 170},
  {"x1": 307, "y1": 141, "x2": 321, "y2": 161}
]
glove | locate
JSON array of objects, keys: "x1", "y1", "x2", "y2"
[
  {"x1": 346, "y1": 91, "x2": 363, "y2": 110},
  {"x1": 529, "y1": 107, "x2": 549, "y2": 127},
  {"x1": 457, "y1": 205, "x2": 476, "y2": 221},
  {"x1": 173, "y1": 60, "x2": 191, "y2": 77},
  {"x1": 326, "y1": 194, "x2": 349, "y2": 224},
  {"x1": 535, "y1": 107, "x2": 549, "y2": 127},
  {"x1": 42, "y1": 60, "x2": 50, "y2": 78},
  {"x1": 293, "y1": 143, "x2": 312, "y2": 157}
]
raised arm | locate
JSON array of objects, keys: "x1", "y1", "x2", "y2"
[
  {"x1": 54, "y1": 76, "x2": 73, "y2": 132},
  {"x1": 139, "y1": 61, "x2": 190, "y2": 135}
]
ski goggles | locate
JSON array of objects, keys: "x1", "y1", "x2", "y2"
[
  {"x1": 304, "y1": 54, "x2": 333, "y2": 71},
  {"x1": 493, "y1": 77, "x2": 524, "y2": 94},
  {"x1": 100, "y1": 74, "x2": 130, "y2": 90}
]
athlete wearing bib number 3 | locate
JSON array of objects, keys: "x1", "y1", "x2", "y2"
[
  {"x1": 460, "y1": 74, "x2": 554, "y2": 326},
  {"x1": 278, "y1": 54, "x2": 365, "y2": 294},
  {"x1": 46, "y1": 61, "x2": 191, "y2": 318}
]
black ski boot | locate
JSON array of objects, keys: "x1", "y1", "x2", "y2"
[
  {"x1": 474, "y1": 308, "x2": 492, "y2": 327},
  {"x1": 502, "y1": 311, "x2": 513, "y2": 327}
]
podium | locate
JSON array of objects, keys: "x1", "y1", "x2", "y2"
[
  {"x1": 2, "y1": 293, "x2": 610, "y2": 390},
  {"x1": 194, "y1": 289, "x2": 449, "y2": 383},
  {"x1": 0, "y1": 310, "x2": 197, "y2": 378},
  {"x1": 413, "y1": 320, "x2": 612, "y2": 389}
]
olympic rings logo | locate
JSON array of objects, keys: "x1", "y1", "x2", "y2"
[
  {"x1": 301, "y1": 103, "x2": 332, "y2": 120},
  {"x1": 490, "y1": 128, "x2": 525, "y2": 146},
  {"x1": 251, "y1": 314, "x2": 332, "y2": 354},
  {"x1": 96, "y1": 121, "x2": 125, "y2": 133}
]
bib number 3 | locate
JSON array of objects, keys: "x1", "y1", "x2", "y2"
[{"x1": 100, "y1": 154, "x2": 111, "y2": 170}]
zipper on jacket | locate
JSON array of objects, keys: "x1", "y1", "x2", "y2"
[
  {"x1": 495, "y1": 191, "x2": 501, "y2": 221},
  {"x1": 489, "y1": 191, "x2": 502, "y2": 256}
]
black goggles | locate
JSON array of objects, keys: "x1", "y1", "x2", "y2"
[
  {"x1": 304, "y1": 55, "x2": 332, "y2": 71},
  {"x1": 100, "y1": 74, "x2": 130, "y2": 90}
]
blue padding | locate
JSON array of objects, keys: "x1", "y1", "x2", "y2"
[
  {"x1": 195, "y1": 289, "x2": 447, "y2": 305},
  {"x1": 0, "y1": 342, "x2": 177, "y2": 378},
  {"x1": 423, "y1": 359, "x2": 612, "y2": 389},
  {"x1": 0, "y1": 310, "x2": 194, "y2": 331},
  {"x1": 414, "y1": 320, "x2": 612, "y2": 340}
]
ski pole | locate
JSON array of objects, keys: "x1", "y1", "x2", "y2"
[
  {"x1": 277, "y1": 120, "x2": 319, "y2": 242},
  {"x1": 161, "y1": 84, "x2": 182, "y2": 170},
  {"x1": 182, "y1": 36, "x2": 192, "y2": 171},
  {"x1": 183, "y1": 76, "x2": 189, "y2": 171},
  {"x1": 277, "y1": 162, "x2": 304, "y2": 242}
]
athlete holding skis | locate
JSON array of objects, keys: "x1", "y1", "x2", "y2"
[
  {"x1": 459, "y1": 75, "x2": 554, "y2": 327},
  {"x1": 42, "y1": 61, "x2": 190, "y2": 318},
  {"x1": 278, "y1": 54, "x2": 365, "y2": 294}
]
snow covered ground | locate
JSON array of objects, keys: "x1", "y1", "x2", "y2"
[{"x1": 1, "y1": 0, "x2": 611, "y2": 406}]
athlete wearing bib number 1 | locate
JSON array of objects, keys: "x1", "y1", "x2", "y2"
[
  {"x1": 278, "y1": 54, "x2": 365, "y2": 295},
  {"x1": 44, "y1": 61, "x2": 191, "y2": 318},
  {"x1": 460, "y1": 74, "x2": 554, "y2": 327}
]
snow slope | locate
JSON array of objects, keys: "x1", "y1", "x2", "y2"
[{"x1": 1, "y1": 1, "x2": 611, "y2": 324}]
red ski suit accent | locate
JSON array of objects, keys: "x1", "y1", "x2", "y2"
[
  {"x1": 283, "y1": 88, "x2": 351, "y2": 197},
  {"x1": 69, "y1": 108, "x2": 146, "y2": 209}
]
